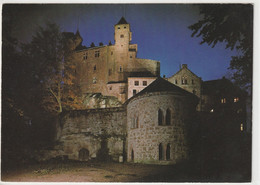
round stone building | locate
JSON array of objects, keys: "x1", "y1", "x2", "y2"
[{"x1": 126, "y1": 77, "x2": 199, "y2": 164}]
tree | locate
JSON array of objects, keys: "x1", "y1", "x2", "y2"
[
  {"x1": 22, "y1": 22, "x2": 83, "y2": 114},
  {"x1": 189, "y1": 4, "x2": 253, "y2": 92}
]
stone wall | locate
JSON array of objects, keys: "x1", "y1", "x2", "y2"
[
  {"x1": 126, "y1": 92, "x2": 197, "y2": 164},
  {"x1": 54, "y1": 107, "x2": 127, "y2": 161}
]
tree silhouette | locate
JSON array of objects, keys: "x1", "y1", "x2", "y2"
[
  {"x1": 22, "y1": 22, "x2": 83, "y2": 114},
  {"x1": 189, "y1": 4, "x2": 253, "y2": 92}
]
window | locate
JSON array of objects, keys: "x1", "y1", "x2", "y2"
[
  {"x1": 182, "y1": 77, "x2": 188, "y2": 84},
  {"x1": 93, "y1": 77, "x2": 97, "y2": 84},
  {"x1": 143, "y1": 81, "x2": 147, "y2": 86},
  {"x1": 221, "y1": 98, "x2": 226, "y2": 104},
  {"x1": 120, "y1": 87, "x2": 126, "y2": 94},
  {"x1": 133, "y1": 89, "x2": 137, "y2": 96},
  {"x1": 83, "y1": 53, "x2": 87, "y2": 60},
  {"x1": 130, "y1": 55, "x2": 132, "y2": 58},
  {"x1": 111, "y1": 51, "x2": 113, "y2": 55},
  {"x1": 108, "y1": 69, "x2": 112, "y2": 76},
  {"x1": 135, "y1": 117, "x2": 139, "y2": 128},
  {"x1": 109, "y1": 86, "x2": 112, "y2": 90},
  {"x1": 118, "y1": 26, "x2": 120, "y2": 29},
  {"x1": 234, "y1": 97, "x2": 239, "y2": 102},
  {"x1": 159, "y1": 143, "x2": 163, "y2": 160},
  {"x1": 120, "y1": 34, "x2": 124, "y2": 38},
  {"x1": 124, "y1": 26, "x2": 126, "y2": 29},
  {"x1": 95, "y1": 50, "x2": 100, "y2": 57},
  {"x1": 175, "y1": 79, "x2": 178, "y2": 84},
  {"x1": 192, "y1": 79, "x2": 194, "y2": 84},
  {"x1": 119, "y1": 66, "x2": 123, "y2": 72},
  {"x1": 158, "y1": 109, "x2": 163, "y2": 126},
  {"x1": 166, "y1": 143, "x2": 171, "y2": 160},
  {"x1": 240, "y1": 123, "x2": 244, "y2": 131},
  {"x1": 166, "y1": 109, "x2": 171, "y2": 125},
  {"x1": 93, "y1": 65, "x2": 96, "y2": 71},
  {"x1": 134, "y1": 81, "x2": 139, "y2": 86},
  {"x1": 131, "y1": 149, "x2": 134, "y2": 161}
]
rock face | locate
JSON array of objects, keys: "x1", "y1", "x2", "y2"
[{"x1": 50, "y1": 107, "x2": 127, "y2": 162}]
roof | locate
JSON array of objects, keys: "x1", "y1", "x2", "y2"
[
  {"x1": 116, "y1": 17, "x2": 128, "y2": 25},
  {"x1": 168, "y1": 65, "x2": 201, "y2": 80},
  {"x1": 202, "y1": 77, "x2": 246, "y2": 96},
  {"x1": 126, "y1": 77, "x2": 198, "y2": 104}
]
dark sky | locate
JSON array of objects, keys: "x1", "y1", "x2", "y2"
[{"x1": 3, "y1": 4, "x2": 238, "y2": 81}]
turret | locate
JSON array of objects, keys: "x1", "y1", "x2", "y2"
[{"x1": 114, "y1": 17, "x2": 132, "y2": 48}]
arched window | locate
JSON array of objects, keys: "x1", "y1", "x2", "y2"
[
  {"x1": 166, "y1": 143, "x2": 171, "y2": 160},
  {"x1": 159, "y1": 143, "x2": 163, "y2": 160},
  {"x1": 158, "y1": 109, "x2": 163, "y2": 126},
  {"x1": 135, "y1": 117, "x2": 139, "y2": 128},
  {"x1": 166, "y1": 109, "x2": 171, "y2": 125},
  {"x1": 131, "y1": 149, "x2": 134, "y2": 161}
]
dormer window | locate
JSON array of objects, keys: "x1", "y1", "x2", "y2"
[{"x1": 182, "y1": 77, "x2": 188, "y2": 85}]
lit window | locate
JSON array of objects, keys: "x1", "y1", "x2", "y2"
[
  {"x1": 234, "y1": 97, "x2": 239, "y2": 102},
  {"x1": 134, "y1": 81, "x2": 139, "y2": 86},
  {"x1": 93, "y1": 77, "x2": 97, "y2": 84},
  {"x1": 143, "y1": 81, "x2": 147, "y2": 86},
  {"x1": 120, "y1": 34, "x2": 124, "y2": 38},
  {"x1": 95, "y1": 50, "x2": 100, "y2": 57},
  {"x1": 83, "y1": 52, "x2": 87, "y2": 60},
  {"x1": 221, "y1": 98, "x2": 226, "y2": 104},
  {"x1": 210, "y1": 109, "x2": 214, "y2": 113},
  {"x1": 240, "y1": 123, "x2": 244, "y2": 131},
  {"x1": 133, "y1": 89, "x2": 137, "y2": 96}
]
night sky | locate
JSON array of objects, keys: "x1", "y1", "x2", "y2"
[{"x1": 5, "y1": 4, "x2": 238, "y2": 81}]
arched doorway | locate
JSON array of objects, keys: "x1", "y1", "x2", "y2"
[{"x1": 78, "y1": 148, "x2": 89, "y2": 161}]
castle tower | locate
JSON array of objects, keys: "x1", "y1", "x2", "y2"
[{"x1": 114, "y1": 17, "x2": 132, "y2": 49}]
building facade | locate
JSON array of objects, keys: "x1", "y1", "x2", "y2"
[{"x1": 42, "y1": 17, "x2": 248, "y2": 165}]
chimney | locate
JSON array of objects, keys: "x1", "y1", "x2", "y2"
[{"x1": 182, "y1": 64, "x2": 187, "y2": 69}]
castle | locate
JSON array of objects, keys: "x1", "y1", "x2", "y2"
[{"x1": 46, "y1": 17, "x2": 247, "y2": 165}]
